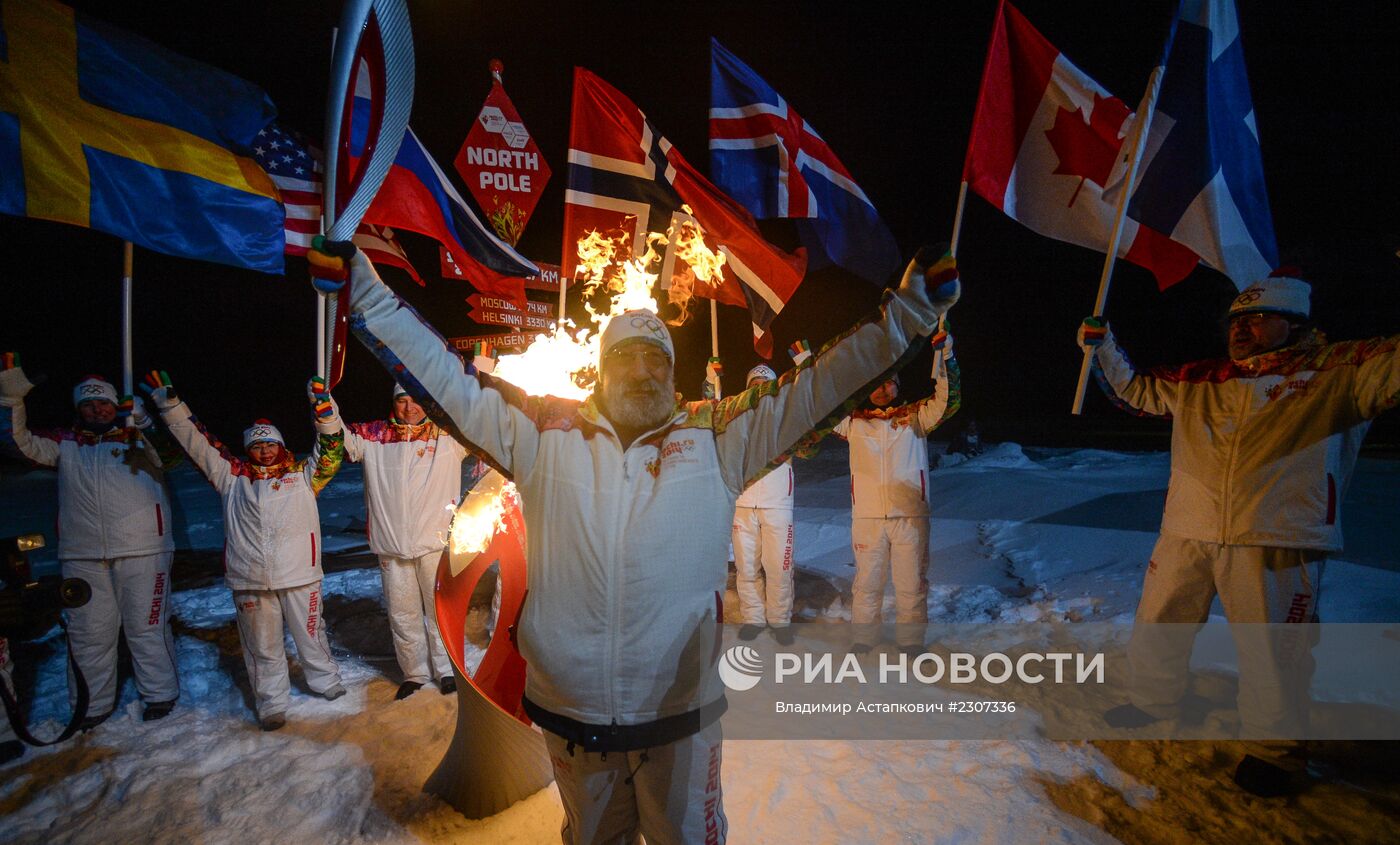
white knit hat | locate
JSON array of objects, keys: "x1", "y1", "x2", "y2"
[
  {"x1": 392, "y1": 382, "x2": 410, "y2": 399},
  {"x1": 1228, "y1": 273, "x2": 1311, "y2": 321},
  {"x1": 745, "y1": 364, "x2": 777, "y2": 384},
  {"x1": 243, "y1": 419, "x2": 285, "y2": 449},
  {"x1": 600, "y1": 310, "x2": 674, "y2": 360},
  {"x1": 72, "y1": 375, "x2": 118, "y2": 407}
]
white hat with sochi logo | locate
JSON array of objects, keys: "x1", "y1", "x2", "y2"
[
  {"x1": 1228, "y1": 269, "x2": 1311, "y2": 321},
  {"x1": 745, "y1": 364, "x2": 777, "y2": 384},
  {"x1": 243, "y1": 419, "x2": 286, "y2": 449},
  {"x1": 601, "y1": 310, "x2": 674, "y2": 361},
  {"x1": 72, "y1": 375, "x2": 118, "y2": 407}
]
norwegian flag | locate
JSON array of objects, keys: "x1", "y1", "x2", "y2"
[
  {"x1": 709, "y1": 39, "x2": 900, "y2": 285},
  {"x1": 254, "y1": 124, "x2": 422, "y2": 284},
  {"x1": 564, "y1": 68, "x2": 806, "y2": 358}
]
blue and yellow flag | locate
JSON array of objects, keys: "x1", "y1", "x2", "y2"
[{"x1": 0, "y1": 0, "x2": 284, "y2": 273}]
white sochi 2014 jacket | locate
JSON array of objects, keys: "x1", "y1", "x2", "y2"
[
  {"x1": 3, "y1": 377, "x2": 176, "y2": 561},
  {"x1": 344, "y1": 419, "x2": 467, "y2": 559},
  {"x1": 1093, "y1": 327, "x2": 1400, "y2": 551},
  {"x1": 344, "y1": 249, "x2": 946, "y2": 733},
  {"x1": 161, "y1": 401, "x2": 345, "y2": 590},
  {"x1": 834, "y1": 350, "x2": 959, "y2": 519},
  {"x1": 735, "y1": 460, "x2": 793, "y2": 510}
]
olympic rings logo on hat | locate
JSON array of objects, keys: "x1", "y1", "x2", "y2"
[
  {"x1": 628, "y1": 314, "x2": 665, "y2": 338},
  {"x1": 1233, "y1": 288, "x2": 1264, "y2": 306},
  {"x1": 78, "y1": 385, "x2": 107, "y2": 396}
]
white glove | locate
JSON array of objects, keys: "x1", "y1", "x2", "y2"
[
  {"x1": 126, "y1": 395, "x2": 153, "y2": 430},
  {"x1": 0, "y1": 361, "x2": 35, "y2": 404}
]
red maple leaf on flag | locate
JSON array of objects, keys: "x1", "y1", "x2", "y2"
[{"x1": 1045, "y1": 93, "x2": 1130, "y2": 207}]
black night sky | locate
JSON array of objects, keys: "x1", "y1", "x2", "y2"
[{"x1": 3, "y1": 0, "x2": 1398, "y2": 454}]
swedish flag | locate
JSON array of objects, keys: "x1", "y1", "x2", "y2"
[{"x1": 0, "y1": 0, "x2": 285, "y2": 273}]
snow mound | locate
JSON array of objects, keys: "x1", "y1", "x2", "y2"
[{"x1": 936, "y1": 442, "x2": 1043, "y2": 472}]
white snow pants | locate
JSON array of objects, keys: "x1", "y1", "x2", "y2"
[
  {"x1": 379, "y1": 551, "x2": 452, "y2": 684},
  {"x1": 233, "y1": 583, "x2": 341, "y2": 718},
  {"x1": 0, "y1": 637, "x2": 16, "y2": 744},
  {"x1": 851, "y1": 517, "x2": 930, "y2": 641},
  {"x1": 62, "y1": 553, "x2": 179, "y2": 714},
  {"x1": 731, "y1": 507, "x2": 794, "y2": 627},
  {"x1": 546, "y1": 719, "x2": 727, "y2": 845},
  {"x1": 1128, "y1": 535, "x2": 1323, "y2": 756}
]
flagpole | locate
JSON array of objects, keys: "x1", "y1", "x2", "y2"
[
  {"x1": 319, "y1": 25, "x2": 336, "y2": 380},
  {"x1": 1070, "y1": 29, "x2": 1176, "y2": 416},
  {"x1": 121, "y1": 241, "x2": 134, "y2": 417},
  {"x1": 709, "y1": 298, "x2": 721, "y2": 400},
  {"x1": 949, "y1": 181, "x2": 968, "y2": 259}
]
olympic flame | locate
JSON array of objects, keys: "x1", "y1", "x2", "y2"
[
  {"x1": 663, "y1": 215, "x2": 727, "y2": 325},
  {"x1": 447, "y1": 469, "x2": 516, "y2": 572}
]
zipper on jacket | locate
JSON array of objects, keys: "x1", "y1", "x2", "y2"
[
  {"x1": 606, "y1": 437, "x2": 628, "y2": 723},
  {"x1": 1219, "y1": 383, "x2": 1249, "y2": 541}
]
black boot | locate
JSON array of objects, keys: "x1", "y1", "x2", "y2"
[
  {"x1": 78, "y1": 709, "x2": 114, "y2": 732},
  {"x1": 1234, "y1": 754, "x2": 1304, "y2": 798},
  {"x1": 1103, "y1": 703, "x2": 1161, "y2": 729},
  {"x1": 142, "y1": 700, "x2": 177, "y2": 722},
  {"x1": 395, "y1": 680, "x2": 424, "y2": 701},
  {"x1": 438, "y1": 676, "x2": 457, "y2": 695},
  {"x1": 0, "y1": 739, "x2": 23, "y2": 764}
]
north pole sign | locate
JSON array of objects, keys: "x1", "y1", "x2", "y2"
[{"x1": 455, "y1": 61, "x2": 551, "y2": 245}]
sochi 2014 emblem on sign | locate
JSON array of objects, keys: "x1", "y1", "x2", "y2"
[{"x1": 455, "y1": 63, "x2": 551, "y2": 246}]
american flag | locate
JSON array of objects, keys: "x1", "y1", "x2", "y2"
[{"x1": 253, "y1": 123, "x2": 423, "y2": 285}]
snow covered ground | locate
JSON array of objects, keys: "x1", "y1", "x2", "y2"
[{"x1": 2, "y1": 443, "x2": 1398, "y2": 844}]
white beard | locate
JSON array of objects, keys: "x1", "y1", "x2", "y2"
[{"x1": 602, "y1": 373, "x2": 675, "y2": 431}]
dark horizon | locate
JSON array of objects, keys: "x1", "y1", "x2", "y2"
[{"x1": 3, "y1": 0, "x2": 1398, "y2": 456}]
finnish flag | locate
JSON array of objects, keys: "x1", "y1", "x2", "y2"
[{"x1": 1128, "y1": 0, "x2": 1279, "y2": 290}]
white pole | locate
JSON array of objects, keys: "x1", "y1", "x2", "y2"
[
  {"x1": 319, "y1": 25, "x2": 337, "y2": 380},
  {"x1": 709, "y1": 298, "x2": 721, "y2": 400},
  {"x1": 316, "y1": 294, "x2": 327, "y2": 377},
  {"x1": 1070, "y1": 54, "x2": 1173, "y2": 416},
  {"x1": 121, "y1": 241, "x2": 134, "y2": 422},
  {"x1": 557, "y1": 268, "x2": 567, "y2": 334},
  {"x1": 949, "y1": 181, "x2": 968, "y2": 259}
]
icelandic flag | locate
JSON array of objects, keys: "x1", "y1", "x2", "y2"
[
  {"x1": 709, "y1": 39, "x2": 900, "y2": 285},
  {"x1": 564, "y1": 67, "x2": 806, "y2": 357},
  {"x1": 1126, "y1": 0, "x2": 1278, "y2": 289},
  {"x1": 0, "y1": 0, "x2": 284, "y2": 272},
  {"x1": 349, "y1": 66, "x2": 537, "y2": 301},
  {"x1": 961, "y1": 0, "x2": 1200, "y2": 290}
]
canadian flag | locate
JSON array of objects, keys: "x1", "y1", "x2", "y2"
[{"x1": 963, "y1": 0, "x2": 1198, "y2": 290}]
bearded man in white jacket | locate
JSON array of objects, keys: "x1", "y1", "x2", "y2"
[
  {"x1": 0, "y1": 363, "x2": 182, "y2": 727},
  {"x1": 146, "y1": 372, "x2": 347, "y2": 731},
  {"x1": 344, "y1": 383, "x2": 467, "y2": 699},
  {"x1": 310, "y1": 236, "x2": 960, "y2": 845}
]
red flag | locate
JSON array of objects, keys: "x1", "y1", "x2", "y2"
[
  {"x1": 962, "y1": 0, "x2": 1198, "y2": 290},
  {"x1": 563, "y1": 68, "x2": 806, "y2": 357},
  {"x1": 455, "y1": 61, "x2": 552, "y2": 246}
]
